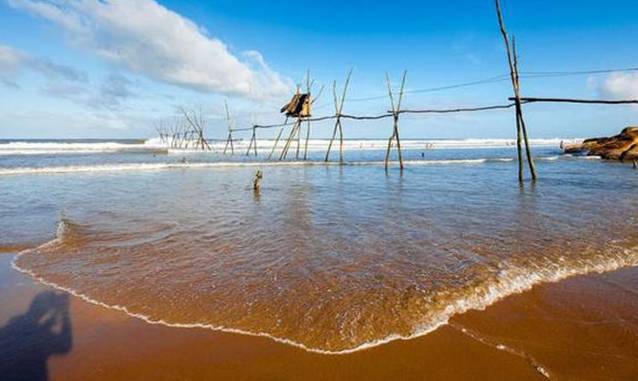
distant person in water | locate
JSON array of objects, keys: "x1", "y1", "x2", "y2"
[
  {"x1": 180, "y1": 157, "x2": 187, "y2": 164},
  {"x1": 253, "y1": 169, "x2": 263, "y2": 191}
]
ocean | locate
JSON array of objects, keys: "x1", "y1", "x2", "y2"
[{"x1": 2, "y1": 138, "x2": 637, "y2": 353}]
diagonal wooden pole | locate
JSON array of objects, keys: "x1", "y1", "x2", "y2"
[
  {"x1": 384, "y1": 71, "x2": 407, "y2": 171},
  {"x1": 325, "y1": 69, "x2": 352, "y2": 163},
  {"x1": 223, "y1": 100, "x2": 234, "y2": 155},
  {"x1": 268, "y1": 117, "x2": 287, "y2": 160},
  {"x1": 512, "y1": 39, "x2": 537, "y2": 180},
  {"x1": 496, "y1": 0, "x2": 536, "y2": 181},
  {"x1": 280, "y1": 118, "x2": 301, "y2": 160},
  {"x1": 304, "y1": 70, "x2": 312, "y2": 160},
  {"x1": 325, "y1": 81, "x2": 340, "y2": 162}
]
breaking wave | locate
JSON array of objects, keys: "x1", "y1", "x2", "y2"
[
  {"x1": 0, "y1": 138, "x2": 581, "y2": 156},
  {"x1": 12, "y1": 218, "x2": 638, "y2": 354},
  {"x1": 1, "y1": 156, "x2": 597, "y2": 176}
]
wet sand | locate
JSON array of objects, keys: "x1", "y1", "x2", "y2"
[{"x1": 2, "y1": 254, "x2": 637, "y2": 380}]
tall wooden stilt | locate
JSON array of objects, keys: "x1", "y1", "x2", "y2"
[
  {"x1": 245, "y1": 126, "x2": 257, "y2": 156},
  {"x1": 496, "y1": 0, "x2": 536, "y2": 181},
  {"x1": 253, "y1": 127, "x2": 258, "y2": 156},
  {"x1": 303, "y1": 71, "x2": 312, "y2": 161},
  {"x1": 512, "y1": 39, "x2": 537, "y2": 180},
  {"x1": 268, "y1": 117, "x2": 287, "y2": 160},
  {"x1": 325, "y1": 69, "x2": 352, "y2": 163},
  {"x1": 223, "y1": 100, "x2": 234, "y2": 155},
  {"x1": 280, "y1": 118, "x2": 301, "y2": 160},
  {"x1": 384, "y1": 71, "x2": 407, "y2": 171}
]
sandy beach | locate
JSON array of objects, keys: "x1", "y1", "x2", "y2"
[{"x1": 2, "y1": 252, "x2": 637, "y2": 380}]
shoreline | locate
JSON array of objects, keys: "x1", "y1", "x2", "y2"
[
  {"x1": 13, "y1": 242, "x2": 638, "y2": 356},
  {"x1": 3, "y1": 253, "x2": 638, "y2": 380}
]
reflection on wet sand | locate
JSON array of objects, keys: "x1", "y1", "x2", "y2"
[{"x1": 0, "y1": 291, "x2": 72, "y2": 381}]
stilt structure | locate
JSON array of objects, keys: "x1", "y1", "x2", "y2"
[
  {"x1": 245, "y1": 125, "x2": 258, "y2": 156},
  {"x1": 496, "y1": 0, "x2": 537, "y2": 181},
  {"x1": 180, "y1": 107, "x2": 212, "y2": 151},
  {"x1": 325, "y1": 69, "x2": 353, "y2": 163},
  {"x1": 302, "y1": 72, "x2": 325, "y2": 160},
  {"x1": 267, "y1": 117, "x2": 288, "y2": 160},
  {"x1": 384, "y1": 71, "x2": 407, "y2": 171},
  {"x1": 279, "y1": 84, "x2": 312, "y2": 160},
  {"x1": 223, "y1": 100, "x2": 234, "y2": 155}
]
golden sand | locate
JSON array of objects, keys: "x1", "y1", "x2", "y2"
[{"x1": 2, "y1": 254, "x2": 637, "y2": 380}]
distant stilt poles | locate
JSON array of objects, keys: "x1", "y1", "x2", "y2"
[
  {"x1": 223, "y1": 100, "x2": 234, "y2": 155},
  {"x1": 279, "y1": 117, "x2": 302, "y2": 160},
  {"x1": 496, "y1": 0, "x2": 537, "y2": 181},
  {"x1": 268, "y1": 117, "x2": 287, "y2": 160},
  {"x1": 303, "y1": 72, "x2": 324, "y2": 161},
  {"x1": 246, "y1": 126, "x2": 258, "y2": 156},
  {"x1": 303, "y1": 71, "x2": 312, "y2": 160},
  {"x1": 326, "y1": 69, "x2": 353, "y2": 163},
  {"x1": 384, "y1": 71, "x2": 407, "y2": 171}
]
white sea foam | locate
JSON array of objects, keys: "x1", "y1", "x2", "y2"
[
  {"x1": 1, "y1": 138, "x2": 581, "y2": 156},
  {"x1": 0, "y1": 158, "x2": 521, "y2": 176},
  {"x1": 172, "y1": 138, "x2": 582, "y2": 153},
  {"x1": 0, "y1": 141, "x2": 166, "y2": 155},
  {"x1": 11, "y1": 220, "x2": 638, "y2": 355}
]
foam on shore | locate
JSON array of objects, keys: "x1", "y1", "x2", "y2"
[{"x1": 12, "y1": 219, "x2": 638, "y2": 355}]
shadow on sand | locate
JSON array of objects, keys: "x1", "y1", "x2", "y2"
[{"x1": 0, "y1": 291, "x2": 72, "y2": 381}]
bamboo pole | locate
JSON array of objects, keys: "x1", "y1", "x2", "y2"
[
  {"x1": 325, "y1": 69, "x2": 352, "y2": 163},
  {"x1": 246, "y1": 126, "x2": 258, "y2": 156},
  {"x1": 325, "y1": 82, "x2": 340, "y2": 162},
  {"x1": 512, "y1": 39, "x2": 537, "y2": 179},
  {"x1": 253, "y1": 126, "x2": 258, "y2": 156},
  {"x1": 280, "y1": 118, "x2": 301, "y2": 160},
  {"x1": 304, "y1": 71, "x2": 311, "y2": 160},
  {"x1": 223, "y1": 101, "x2": 234, "y2": 155},
  {"x1": 384, "y1": 71, "x2": 407, "y2": 171},
  {"x1": 495, "y1": 0, "x2": 536, "y2": 181},
  {"x1": 296, "y1": 117, "x2": 301, "y2": 159},
  {"x1": 268, "y1": 117, "x2": 287, "y2": 160}
]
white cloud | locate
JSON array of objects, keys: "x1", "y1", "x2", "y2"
[
  {"x1": 598, "y1": 72, "x2": 638, "y2": 100},
  {"x1": 0, "y1": 44, "x2": 87, "y2": 86},
  {"x1": 9, "y1": 0, "x2": 292, "y2": 100}
]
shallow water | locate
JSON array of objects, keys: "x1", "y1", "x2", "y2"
[{"x1": 2, "y1": 139, "x2": 637, "y2": 352}]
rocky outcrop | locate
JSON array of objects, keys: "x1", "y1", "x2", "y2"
[{"x1": 563, "y1": 127, "x2": 638, "y2": 161}]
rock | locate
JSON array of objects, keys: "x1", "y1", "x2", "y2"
[{"x1": 564, "y1": 127, "x2": 638, "y2": 161}]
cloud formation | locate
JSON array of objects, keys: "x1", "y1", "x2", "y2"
[
  {"x1": 9, "y1": 0, "x2": 291, "y2": 100},
  {"x1": 0, "y1": 44, "x2": 87, "y2": 87},
  {"x1": 598, "y1": 72, "x2": 638, "y2": 100}
]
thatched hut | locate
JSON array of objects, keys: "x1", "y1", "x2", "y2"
[{"x1": 281, "y1": 93, "x2": 312, "y2": 118}]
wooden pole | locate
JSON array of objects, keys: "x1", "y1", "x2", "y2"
[
  {"x1": 224, "y1": 101, "x2": 234, "y2": 155},
  {"x1": 245, "y1": 126, "x2": 258, "y2": 156},
  {"x1": 395, "y1": 71, "x2": 406, "y2": 170},
  {"x1": 245, "y1": 127, "x2": 254, "y2": 156},
  {"x1": 496, "y1": 0, "x2": 535, "y2": 181},
  {"x1": 253, "y1": 126, "x2": 258, "y2": 156},
  {"x1": 304, "y1": 71, "x2": 311, "y2": 160},
  {"x1": 512, "y1": 39, "x2": 537, "y2": 179},
  {"x1": 338, "y1": 70, "x2": 351, "y2": 163},
  {"x1": 325, "y1": 69, "x2": 352, "y2": 163},
  {"x1": 223, "y1": 132, "x2": 233, "y2": 154},
  {"x1": 325, "y1": 81, "x2": 340, "y2": 162},
  {"x1": 384, "y1": 71, "x2": 406, "y2": 171},
  {"x1": 268, "y1": 117, "x2": 287, "y2": 160},
  {"x1": 280, "y1": 118, "x2": 301, "y2": 160}
]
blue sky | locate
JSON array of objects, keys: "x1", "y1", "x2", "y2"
[{"x1": 1, "y1": 0, "x2": 637, "y2": 139}]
